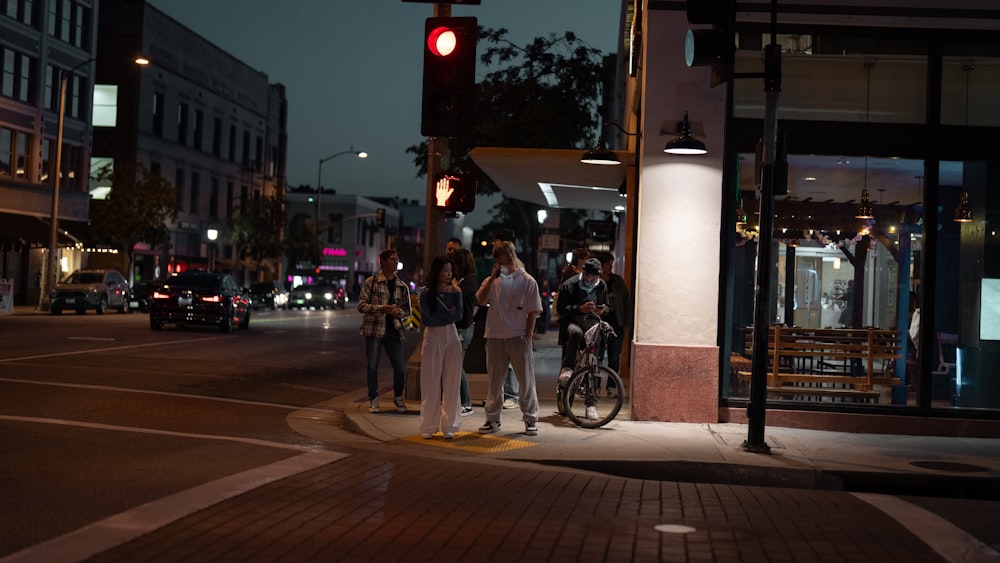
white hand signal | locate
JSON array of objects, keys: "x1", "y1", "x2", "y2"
[{"x1": 435, "y1": 176, "x2": 455, "y2": 207}]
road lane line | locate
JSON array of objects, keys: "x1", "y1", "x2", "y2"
[
  {"x1": 0, "y1": 450, "x2": 347, "y2": 563},
  {"x1": 0, "y1": 336, "x2": 222, "y2": 363},
  {"x1": 853, "y1": 492, "x2": 1000, "y2": 562},
  {"x1": 0, "y1": 414, "x2": 325, "y2": 451},
  {"x1": 0, "y1": 377, "x2": 334, "y2": 413}
]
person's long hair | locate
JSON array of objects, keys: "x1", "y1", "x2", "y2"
[
  {"x1": 452, "y1": 248, "x2": 476, "y2": 280},
  {"x1": 426, "y1": 255, "x2": 452, "y2": 313}
]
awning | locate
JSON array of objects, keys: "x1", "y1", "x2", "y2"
[
  {"x1": 0, "y1": 212, "x2": 87, "y2": 247},
  {"x1": 469, "y1": 147, "x2": 634, "y2": 211}
]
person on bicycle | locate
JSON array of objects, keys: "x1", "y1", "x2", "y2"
[{"x1": 556, "y1": 258, "x2": 608, "y2": 386}]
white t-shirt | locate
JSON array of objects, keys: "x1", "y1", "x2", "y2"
[{"x1": 481, "y1": 268, "x2": 542, "y2": 339}]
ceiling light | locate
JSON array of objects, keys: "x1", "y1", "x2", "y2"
[{"x1": 855, "y1": 188, "x2": 875, "y2": 219}]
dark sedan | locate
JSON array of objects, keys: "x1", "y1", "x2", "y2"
[
  {"x1": 149, "y1": 271, "x2": 251, "y2": 333},
  {"x1": 288, "y1": 282, "x2": 342, "y2": 310}
]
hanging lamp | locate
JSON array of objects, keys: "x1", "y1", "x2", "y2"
[
  {"x1": 954, "y1": 191, "x2": 974, "y2": 222},
  {"x1": 855, "y1": 62, "x2": 876, "y2": 221},
  {"x1": 580, "y1": 136, "x2": 621, "y2": 165},
  {"x1": 663, "y1": 111, "x2": 708, "y2": 155}
]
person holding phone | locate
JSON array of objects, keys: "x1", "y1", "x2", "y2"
[{"x1": 556, "y1": 258, "x2": 609, "y2": 386}]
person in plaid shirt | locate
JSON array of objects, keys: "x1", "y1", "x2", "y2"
[{"x1": 358, "y1": 249, "x2": 411, "y2": 413}]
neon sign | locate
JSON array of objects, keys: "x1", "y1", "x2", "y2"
[{"x1": 322, "y1": 248, "x2": 348, "y2": 257}]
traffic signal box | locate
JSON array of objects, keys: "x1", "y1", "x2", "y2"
[
  {"x1": 432, "y1": 169, "x2": 476, "y2": 214},
  {"x1": 421, "y1": 17, "x2": 477, "y2": 137},
  {"x1": 684, "y1": 0, "x2": 734, "y2": 87}
]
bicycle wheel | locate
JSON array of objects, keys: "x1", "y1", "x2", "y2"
[{"x1": 562, "y1": 365, "x2": 623, "y2": 428}]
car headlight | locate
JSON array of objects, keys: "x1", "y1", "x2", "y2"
[
  {"x1": 304, "y1": 292, "x2": 313, "y2": 300},
  {"x1": 323, "y1": 292, "x2": 334, "y2": 301}
]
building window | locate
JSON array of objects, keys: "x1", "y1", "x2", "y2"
[
  {"x1": 3, "y1": 0, "x2": 38, "y2": 26},
  {"x1": 177, "y1": 103, "x2": 188, "y2": 145},
  {"x1": 92, "y1": 84, "x2": 118, "y2": 127},
  {"x1": 190, "y1": 172, "x2": 200, "y2": 213},
  {"x1": 209, "y1": 177, "x2": 219, "y2": 218},
  {"x1": 226, "y1": 181, "x2": 233, "y2": 219},
  {"x1": 175, "y1": 168, "x2": 185, "y2": 212},
  {"x1": 0, "y1": 127, "x2": 11, "y2": 176},
  {"x1": 67, "y1": 71, "x2": 83, "y2": 118},
  {"x1": 228, "y1": 124, "x2": 236, "y2": 161},
  {"x1": 1, "y1": 46, "x2": 35, "y2": 103},
  {"x1": 152, "y1": 92, "x2": 164, "y2": 137},
  {"x1": 241, "y1": 130, "x2": 250, "y2": 166},
  {"x1": 255, "y1": 136, "x2": 263, "y2": 171},
  {"x1": 212, "y1": 117, "x2": 221, "y2": 156},
  {"x1": 193, "y1": 109, "x2": 203, "y2": 150},
  {"x1": 47, "y1": 0, "x2": 88, "y2": 47},
  {"x1": 240, "y1": 184, "x2": 248, "y2": 215}
]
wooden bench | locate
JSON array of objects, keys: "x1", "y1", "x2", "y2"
[{"x1": 737, "y1": 326, "x2": 903, "y2": 403}]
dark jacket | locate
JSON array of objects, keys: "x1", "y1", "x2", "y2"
[{"x1": 556, "y1": 274, "x2": 608, "y2": 334}]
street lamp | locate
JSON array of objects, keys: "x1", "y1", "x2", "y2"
[
  {"x1": 315, "y1": 147, "x2": 367, "y2": 242},
  {"x1": 206, "y1": 227, "x2": 219, "y2": 271},
  {"x1": 42, "y1": 55, "x2": 149, "y2": 309}
]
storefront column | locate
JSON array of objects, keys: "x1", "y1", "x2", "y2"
[{"x1": 630, "y1": 8, "x2": 726, "y2": 422}]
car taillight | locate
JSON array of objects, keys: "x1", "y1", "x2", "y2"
[
  {"x1": 152, "y1": 291, "x2": 170, "y2": 299},
  {"x1": 201, "y1": 294, "x2": 222, "y2": 303}
]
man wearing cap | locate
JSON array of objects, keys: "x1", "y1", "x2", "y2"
[{"x1": 556, "y1": 258, "x2": 609, "y2": 388}]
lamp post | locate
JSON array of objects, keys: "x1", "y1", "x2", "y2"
[
  {"x1": 41, "y1": 55, "x2": 149, "y2": 310},
  {"x1": 315, "y1": 146, "x2": 367, "y2": 255},
  {"x1": 207, "y1": 227, "x2": 219, "y2": 271}
]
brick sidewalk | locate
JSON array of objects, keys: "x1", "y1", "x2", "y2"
[{"x1": 85, "y1": 450, "x2": 952, "y2": 563}]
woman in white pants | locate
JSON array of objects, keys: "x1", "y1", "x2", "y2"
[{"x1": 418, "y1": 255, "x2": 464, "y2": 439}]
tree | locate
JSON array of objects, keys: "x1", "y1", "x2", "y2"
[
  {"x1": 228, "y1": 194, "x2": 285, "y2": 282},
  {"x1": 407, "y1": 29, "x2": 608, "y2": 273},
  {"x1": 90, "y1": 162, "x2": 178, "y2": 284}
]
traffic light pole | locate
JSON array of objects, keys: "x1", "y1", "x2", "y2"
[{"x1": 743, "y1": 0, "x2": 782, "y2": 454}]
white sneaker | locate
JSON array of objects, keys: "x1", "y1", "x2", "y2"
[
  {"x1": 558, "y1": 368, "x2": 573, "y2": 385},
  {"x1": 460, "y1": 406, "x2": 474, "y2": 416},
  {"x1": 369, "y1": 398, "x2": 380, "y2": 413},
  {"x1": 394, "y1": 396, "x2": 407, "y2": 412},
  {"x1": 502, "y1": 399, "x2": 518, "y2": 409},
  {"x1": 586, "y1": 406, "x2": 599, "y2": 420}
]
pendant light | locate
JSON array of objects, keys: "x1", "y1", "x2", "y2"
[
  {"x1": 952, "y1": 65, "x2": 975, "y2": 223},
  {"x1": 663, "y1": 111, "x2": 707, "y2": 155},
  {"x1": 954, "y1": 191, "x2": 974, "y2": 222},
  {"x1": 580, "y1": 136, "x2": 621, "y2": 165},
  {"x1": 855, "y1": 62, "x2": 875, "y2": 220}
]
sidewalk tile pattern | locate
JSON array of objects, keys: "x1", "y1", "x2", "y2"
[{"x1": 88, "y1": 451, "x2": 948, "y2": 563}]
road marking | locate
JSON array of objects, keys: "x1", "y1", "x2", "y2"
[
  {"x1": 66, "y1": 336, "x2": 116, "y2": 341},
  {"x1": 853, "y1": 493, "x2": 1000, "y2": 562},
  {"x1": 0, "y1": 336, "x2": 222, "y2": 363},
  {"x1": 0, "y1": 450, "x2": 347, "y2": 563},
  {"x1": 0, "y1": 415, "x2": 324, "y2": 451},
  {"x1": 0, "y1": 377, "x2": 334, "y2": 413}
]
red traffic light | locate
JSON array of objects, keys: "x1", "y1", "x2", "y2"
[
  {"x1": 421, "y1": 17, "x2": 477, "y2": 137},
  {"x1": 428, "y1": 26, "x2": 458, "y2": 57}
]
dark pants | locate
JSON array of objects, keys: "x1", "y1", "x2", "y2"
[
  {"x1": 365, "y1": 334, "x2": 406, "y2": 400},
  {"x1": 562, "y1": 323, "x2": 587, "y2": 370}
]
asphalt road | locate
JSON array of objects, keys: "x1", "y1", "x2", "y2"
[{"x1": 0, "y1": 307, "x2": 407, "y2": 557}]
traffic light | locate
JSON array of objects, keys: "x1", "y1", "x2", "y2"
[
  {"x1": 376, "y1": 208, "x2": 386, "y2": 228},
  {"x1": 432, "y1": 169, "x2": 476, "y2": 214},
  {"x1": 684, "y1": 0, "x2": 733, "y2": 87},
  {"x1": 421, "y1": 17, "x2": 477, "y2": 137}
]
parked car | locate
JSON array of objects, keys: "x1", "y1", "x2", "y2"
[
  {"x1": 149, "y1": 271, "x2": 250, "y2": 333},
  {"x1": 130, "y1": 279, "x2": 164, "y2": 313},
  {"x1": 249, "y1": 281, "x2": 289, "y2": 310},
  {"x1": 288, "y1": 282, "x2": 342, "y2": 310},
  {"x1": 50, "y1": 269, "x2": 130, "y2": 315}
]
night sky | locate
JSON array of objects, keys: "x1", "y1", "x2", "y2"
[{"x1": 148, "y1": 0, "x2": 621, "y2": 225}]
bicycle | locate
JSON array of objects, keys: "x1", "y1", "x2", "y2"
[{"x1": 555, "y1": 318, "x2": 624, "y2": 428}]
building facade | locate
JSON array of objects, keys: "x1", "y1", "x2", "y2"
[
  {"x1": 626, "y1": 1, "x2": 1000, "y2": 436},
  {"x1": 1, "y1": 0, "x2": 99, "y2": 306},
  {"x1": 94, "y1": 0, "x2": 288, "y2": 286}
]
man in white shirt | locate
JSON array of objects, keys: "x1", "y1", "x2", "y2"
[{"x1": 475, "y1": 240, "x2": 543, "y2": 436}]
